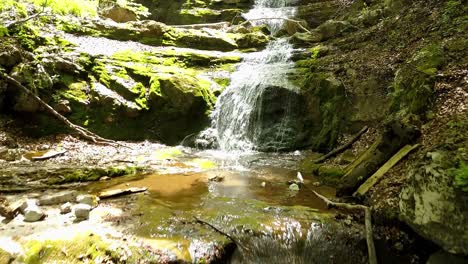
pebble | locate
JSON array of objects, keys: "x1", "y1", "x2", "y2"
[
  {"x1": 74, "y1": 204, "x2": 92, "y2": 219},
  {"x1": 261, "y1": 182, "x2": 266, "y2": 187}
]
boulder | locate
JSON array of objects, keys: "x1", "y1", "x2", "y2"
[
  {"x1": 38, "y1": 191, "x2": 78, "y2": 206},
  {"x1": 73, "y1": 204, "x2": 92, "y2": 219},
  {"x1": 399, "y1": 151, "x2": 468, "y2": 255}
]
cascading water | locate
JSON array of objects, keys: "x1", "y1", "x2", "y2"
[{"x1": 209, "y1": 0, "x2": 304, "y2": 152}]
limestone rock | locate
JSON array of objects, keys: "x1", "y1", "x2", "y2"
[
  {"x1": 38, "y1": 191, "x2": 78, "y2": 206},
  {"x1": 74, "y1": 204, "x2": 92, "y2": 219},
  {"x1": 23, "y1": 202, "x2": 45, "y2": 222},
  {"x1": 76, "y1": 194, "x2": 99, "y2": 208}
]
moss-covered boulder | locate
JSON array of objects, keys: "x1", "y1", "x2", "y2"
[{"x1": 399, "y1": 116, "x2": 468, "y2": 255}]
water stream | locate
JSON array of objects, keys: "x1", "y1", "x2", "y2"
[{"x1": 209, "y1": 0, "x2": 303, "y2": 152}]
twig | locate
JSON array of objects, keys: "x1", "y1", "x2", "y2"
[
  {"x1": 239, "y1": 17, "x2": 311, "y2": 33},
  {"x1": 0, "y1": 72, "x2": 120, "y2": 146},
  {"x1": 312, "y1": 191, "x2": 377, "y2": 264},
  {"x1": 193, "y1": 216, "x2": 249, "y2": 251},
  {"x1": 6, "y1": 0, "x2": 50, "y2": 29},
  {"x1": 313, "y1": 126, "x2": 369, "y2": 163}
]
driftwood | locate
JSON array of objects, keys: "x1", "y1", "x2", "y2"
[
  {"x1": 31, "y1": 149, "x2": 67, "y2": 161},
  {"x1": 313, "y1": 191, "x2": 377, "y2": 264},
  {"x1": 313, "y1": 126, "x2": 369, "y2": 164},
  {"x1": 0, "y1": 72, "x2": 119, "y2": 146},
  {"x1": 98, "y1": 187, "x2": 147, "y2": 199},
  {"x1": 239, "y1": 17, "x2": 311, "y2": 33},
  {"x1": 353, "y1": 144, "x2": 420, "y2": 197}
]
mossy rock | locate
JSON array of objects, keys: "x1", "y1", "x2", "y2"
[
  {"x1": 47, "y1": 166, "x2": 139, "y2": 184},
  {"x1": 317, "y1": 165, "x2": 345, "y2": 186},
  {"x1": 390, "y1": 44, "x2": 445, "y2": 120}
]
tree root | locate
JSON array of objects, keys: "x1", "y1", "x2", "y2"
[
  {"x1": 1, "y1": 72, "x2": 121, "y2": 146},
  {"x1": 312, "y1": 191, "x2": 378, "y2": 264}
]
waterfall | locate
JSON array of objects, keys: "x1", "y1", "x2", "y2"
[{"x1": 203, "y1": 0, "x2": 302, "y2": 152}]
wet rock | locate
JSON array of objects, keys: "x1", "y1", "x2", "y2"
[
  {"x1": 76, "y1": 194, "x2": 99, "y2": 208},
  {"x1": 39, "y1": 191, "x2": 78, "y2": 206},
  {"x1": 23, "y1": 202, "x2": 45, "y2": 222},
  {"x1": 289, "y1": 183, "x2": 300, "y2": 191},
  {"x1": 60, "y1": 202, "x2": 72, "y2": 214},
  {"x1": 209, "y1": 175, "x2": 224, "y2": 182},
  {"x1": 74, "y1": 204, "x2": 92, "y2": 219}
]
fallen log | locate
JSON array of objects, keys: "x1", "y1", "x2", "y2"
[
  {"x1": 337, "y1": 121, "x2": 420, "y2": 195},
  {"x1": 353, "y1": 144, "x2": 420, "y2": 197},
  {"x1": 98, "y1": 187, "x2": 147, "y2": 199},
  {"x1": 313, "y1": 191, "x2": 377, "y2": 264},
  {"x1": 313, "y1": 126, "x2": 369, "y2": 164},
  {"x1": 0, "y1": 72, "x2": 119, "y2": 146}
]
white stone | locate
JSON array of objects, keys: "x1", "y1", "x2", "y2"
[
  {"x1": 23, "y1": 204, "x2": 45, "y2": 222},
  {"x1": 60, "y1": 202, "x2": 72, "y2": 214},
  {"x1": 38, "y1": 190, "x2": 78, "y2": 205},
  {"x1": 76, "y1": 194, "x2": 99, "y2": 207},
  {"x1": 74, "y1": 204, "x2": 92, "y2": 219}
]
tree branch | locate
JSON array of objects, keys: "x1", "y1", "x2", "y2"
[
  {"x1": 312, "y1": 191, "x2": 377, "y2": 264},
  {"x1": 6, "y1": 0, "x2": 50, "y2": 29},
  {"x1": 313, "y1": 126, "x2": 369, "y2": 164},
  {"x1": 0, "y1": 72, "x2": 120, "y2": 146}
]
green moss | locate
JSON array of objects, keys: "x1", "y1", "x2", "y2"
[
  {"x1": 318, "y1": 166, "x2": 345, "y2": 186},
  {"x1": 391, "y1": 44, "x2": 444, "y2": 119},
  {"x1": 23, "y1": 234, "x2": 116, "y2": 264},
  {"x1": 454, "y1": 163, "x2": 468, "y2": 192}
]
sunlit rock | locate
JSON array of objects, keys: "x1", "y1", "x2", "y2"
[{"x1": 74, "y1": 204, "x2": 92, "y2": 219}]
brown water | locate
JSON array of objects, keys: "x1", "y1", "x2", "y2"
[{"x1": 81, "y1": 150, "x2": 350, "y2": 263}]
